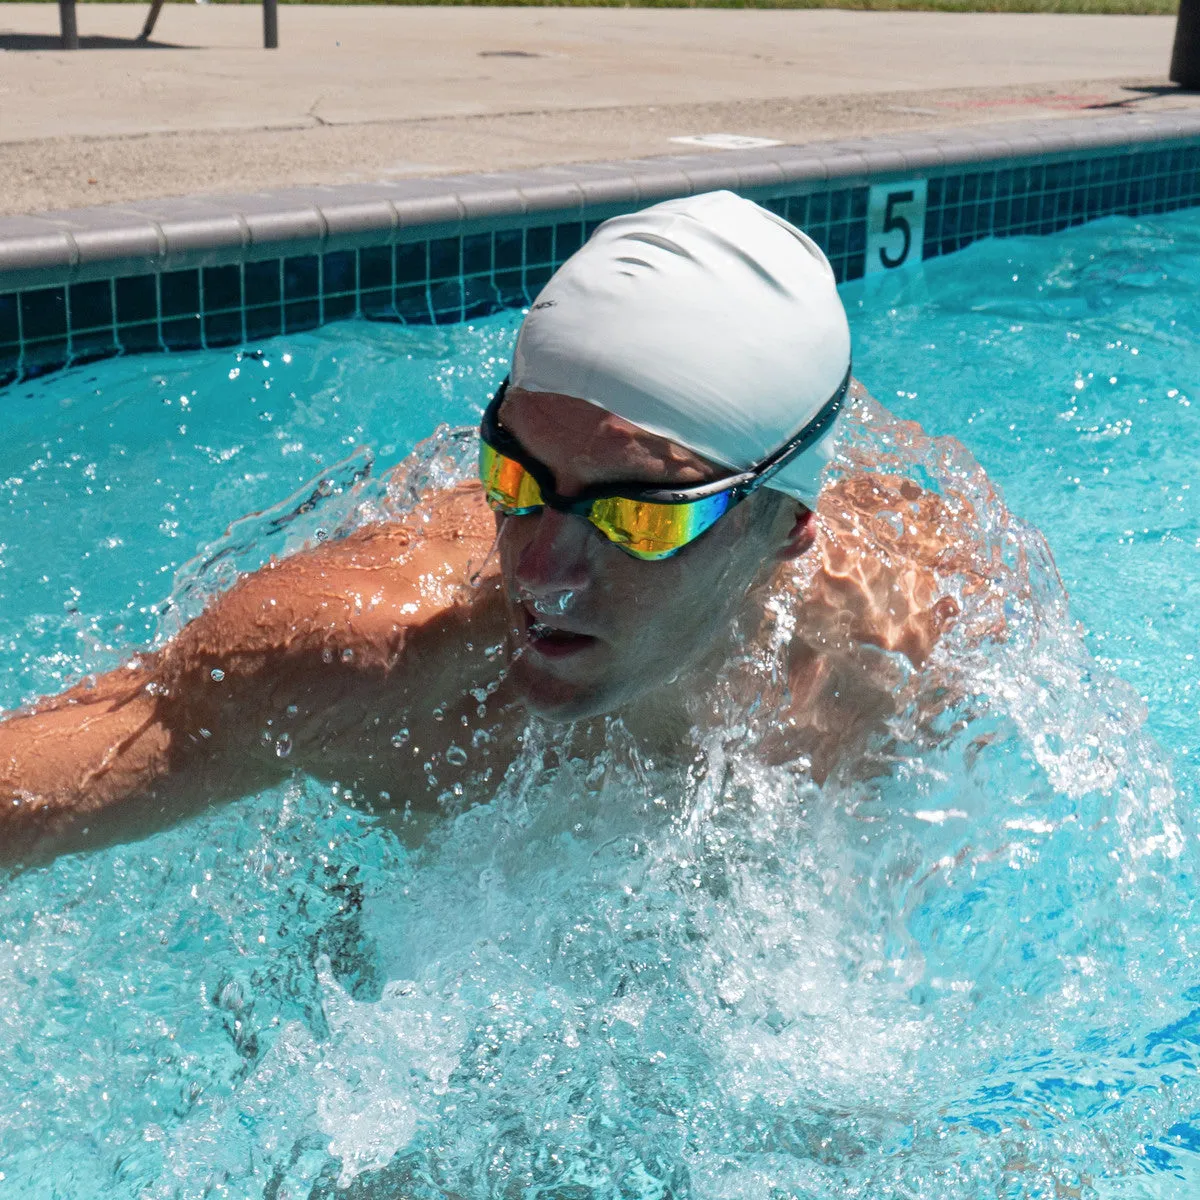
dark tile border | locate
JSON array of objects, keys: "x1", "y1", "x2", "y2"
[{"x1": 2, "y1": 110, "x2": 1200, "y2": 383}]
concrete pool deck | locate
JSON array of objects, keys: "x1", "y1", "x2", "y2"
[{"x1": 2, "y1": 3, "x2": 1199, "y2": 217}]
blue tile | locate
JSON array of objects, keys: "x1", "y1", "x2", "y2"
[
  {"x1": 116, "y1": 275, "x2": 157, "y2": 324},
  {"x1": 525, "y1": 226, "x2": 553, "y2": 265},
  {"x1": 554, "y1": 222, "x2": 583, "y2": 262},
  {"x1": 284, "y1": 256, "x2": 319, "y2": 301},
  {"x1": 360, "y1": 288, "x2": 394, "y2": 318},
  {"x1": 203, "y1": 265, "x2": 242, "y2": 313},
  {"x1": 245, "y1": 305, "x2": 282, "y2": 341},
  {"x1": 324, "y1": 291, "x2": 355, "y2": 321},
  {"x1": 0, "y1": 293, "x2": 17, "y2": 344},
  {"x1": 71, "y1": 325, "x2": 118, "y2": 360},
  {"x1": 494, "y1": 228, "x2": 523, "y2": 272},
  {"x1": 395, "y1": 241, "x2": 428, "y2": 286},
  {"x1": 21, "y1": 287, "x2": 67, "y2": 341},
  {"x1": 160, "y1": 269, "x2": 200, "y2": 318},
  {"x1": 118, "y1": 322, "x2": 161, "y2": 353},
  {"x1": 68, "y1": 280, "x2": 113, "y2": 332},
  {"x1": 394, "y1": 283, "x2": 431, "y2": 323},
  {"x1": 23, "y1": 338, "x2": 69, "y2": 372},
  {"x1": 204, "y1": 310, "x2": 243, "y2": 347},
  {"x1": 429, "y1": 277, "x2": 463, "y2": 321},
  {"x1": 244, "y1": 260, "x2": 281, "y2": 307},
  {"x1": 359, "y1": 245, "x2": 391, "y2": 291},
  {"x1": 850, "y1": 188, "x2": 868, "y2": 221},
  {"x1": 495, "y1": 270, "x2": 525, "y2": 308},
  {"x1": 323, "y1": 250, "x2": 356, "y2": 296},
  {"x1": 827, "y1": 223, "x2": 849, "y2": 260},
  {"x1": 462, "y1": 232, "x2": 492, "y2": 276},
  {"x1": 524, "y1": 261, "x2": 553, "y2": 293},
  {"x1": 162, "y1": 315, "x2": 202, "y2": 350},
  {"x1": 429, "y1": 236, "x2": 460, "y2": 281},
  {"x1": 463, "y1": 275, "x2": 498, "y2": 319},
  {"x1": 284, "y1": 299, "x2": 320, "y2": 332}
]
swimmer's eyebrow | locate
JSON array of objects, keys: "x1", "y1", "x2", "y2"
[{"x1": 494, "y1": 400, "x2": 726, "y2": 495}]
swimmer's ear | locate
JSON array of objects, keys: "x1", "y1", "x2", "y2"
[{"x1": 775, "y1": 503, "x2": 817, "y2": 561}]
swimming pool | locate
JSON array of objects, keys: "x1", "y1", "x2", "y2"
[{"x1": 1, "y1": 209, "x2": 1198, "y2": 1197}]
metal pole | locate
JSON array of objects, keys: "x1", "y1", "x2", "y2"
[
  {"x1": 263, "y1": 0, "x2": 279, "y2": 50},
  {"x1": 138, "y1": 0, "x2": 167, "y2": 43},
  {"x1": 1171, "y1": 0, "x2": 1200, "y2": 89},
  {"x1": 58, "y1": 0, "x2": 79, "y2": 49}
]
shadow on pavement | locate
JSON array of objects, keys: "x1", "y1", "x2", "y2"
[
  {"x1": 0, "y1": 33, "x2": 180, "y2": 50},
  {"x1": 1085, "y1": 84, "x2": 1196, "y2": 107}
]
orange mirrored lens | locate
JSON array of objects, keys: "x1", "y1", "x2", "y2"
[
  {"x1": 480, "y1": 441, "x2": 543, "y2": 513},
  {"x1": 588, "y1": 493, "x2": 732, "y2": 560}
]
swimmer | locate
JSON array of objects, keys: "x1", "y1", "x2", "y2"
[{"x1": 0, "y1": 191, "x2": 973, "y2": 863}]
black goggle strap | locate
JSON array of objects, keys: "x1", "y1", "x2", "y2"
[{"x1": 480, "y1": 363, "x2": 852, "y2": 508}]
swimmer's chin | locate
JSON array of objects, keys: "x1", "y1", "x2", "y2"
[{"x1": 508, "y1": 656, "x2": 626, "y2": 722}]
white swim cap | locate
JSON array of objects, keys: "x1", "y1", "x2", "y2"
[{"x1": 510, "y1": 190, "x2": 852, "y2": 507}]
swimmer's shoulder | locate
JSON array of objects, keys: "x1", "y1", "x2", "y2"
[
  {"x1": 787, "y1": 472, "x2": 966, "y2": 669},
  {"x1": 172, "y1": 481, "x2": 503, "y2": 667}
]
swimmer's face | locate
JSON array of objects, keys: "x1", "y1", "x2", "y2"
[{"x1": 495, "y1": 387, "x2": 815, "y2": 721}]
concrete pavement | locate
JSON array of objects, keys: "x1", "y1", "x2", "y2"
[{"x1": 2, "y1": 3, "x2": 1196, "y2": 215}]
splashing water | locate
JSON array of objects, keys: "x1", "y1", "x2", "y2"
[{"x1": 2, "y1": 213, "x2": 1200, "y2": 1198}]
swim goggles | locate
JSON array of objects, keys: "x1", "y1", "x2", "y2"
[{"x1": 478, "y1": 369, "x2": 851, "y2": 561}]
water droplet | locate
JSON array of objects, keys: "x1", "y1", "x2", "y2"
[
  {"x1": 321, "y1": 648, "x2": 334, "y2": 664},
  {"x1": 275, "y1": 733, "x2": 292, "y2": 758},
  {"x1": 446, "y1": 744, "x2": 468, "y2": 767},
  {"x1": 341, "y1": 648, "x2": 354, "y2": 663},
  {"x1": 391, "y1": 728, "x2": 410, "y2": 748},
  {"x1": 484, "y1": 642, "x2": 504, "y2": 661},
  {"x1": 432, "y1": 706, "x2": 445, "y2": 722},
  {"x1": 286, "y1": 704, "x2": 298, "y2": 716},
  {"x1": 210, "y1": 668, "x2": 225, "y2": 682}
]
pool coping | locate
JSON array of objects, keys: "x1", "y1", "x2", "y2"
[{"x1": 4, "y1": 108, "x2": 1200, "y2": 292}]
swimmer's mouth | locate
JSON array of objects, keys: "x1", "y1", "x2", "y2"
[{"x1": 521, "y1": 611, "x2": 598, "y2": 657}]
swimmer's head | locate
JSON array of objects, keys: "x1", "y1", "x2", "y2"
[
  {"x1": 512, "y1": 189, "x2": 852, "y2": 507},
  {"x1": 494, "y1": 191, "x2": 852, "y2": 720}
]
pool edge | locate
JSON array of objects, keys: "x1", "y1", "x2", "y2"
[{"x1": 3, "y1": 108, "x2": 1200, "y2": 383}]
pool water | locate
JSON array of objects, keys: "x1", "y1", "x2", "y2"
[{"x1": 2, "y1": 210, "x2": 1199, "y2": 1199}]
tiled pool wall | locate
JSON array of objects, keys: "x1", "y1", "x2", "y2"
[{"x1": 2, "y1": 112, "x2": 1200, "y2": 389}]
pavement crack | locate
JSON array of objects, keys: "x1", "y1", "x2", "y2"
[{"x1": 307, "y1": 96, "x2": 331, "y2": 129}]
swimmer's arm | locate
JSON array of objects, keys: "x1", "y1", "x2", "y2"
[
  {"x1": 0, "y1": 663, "x2": 284, "y2": 864},
  {"x1": 0, "y1": 482, "x2": 506, "y2": 864}
]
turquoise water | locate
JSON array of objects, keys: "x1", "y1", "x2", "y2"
[{"x1": 1, "y1": 211, "x2": 1199, "y2": 1198}]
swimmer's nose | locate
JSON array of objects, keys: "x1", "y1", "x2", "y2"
[{"x1": 510, "y1": 506, "x2": 590, "y2": 600}]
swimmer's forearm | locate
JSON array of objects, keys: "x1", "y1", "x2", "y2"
[
  {"x1": 0, "y1": 661, "x2": 281, "y2": 865},
  {"x1": 0, "y1": 663, "x2": 171, "y2": 860}
]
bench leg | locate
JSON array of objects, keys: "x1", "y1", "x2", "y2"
[
  {"x1": 138, "y1": 0, "x2": 167, "y2": 43},
  {"x1": 58, "y1": 0, "x2": 79, "y2": 49},
  {"x1": 1172, "y1": 0, "x2": 1200, "y2": 88},
  {"x1": 263, "y1": 0, "x2": 278, "y2": 49}
]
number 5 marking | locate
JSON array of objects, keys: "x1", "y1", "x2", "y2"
[{"x1": 865, "y1": 180, "x2": 928, "y2": 276}]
